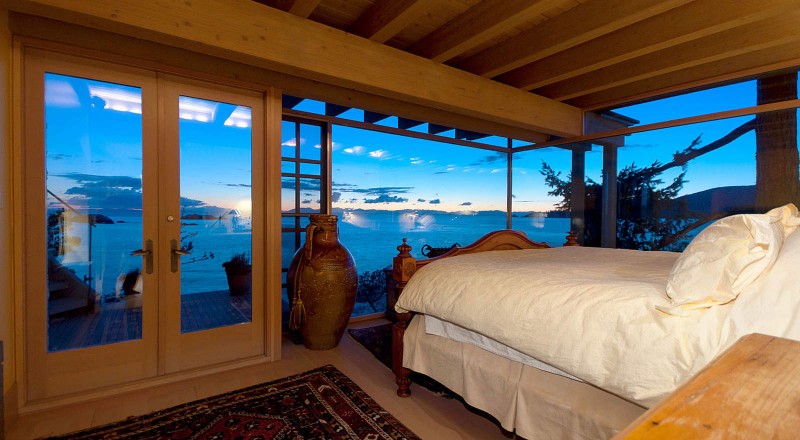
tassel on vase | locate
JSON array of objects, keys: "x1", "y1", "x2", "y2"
[{"x1": 289, "y1": 293, "x2": 306, "y2": 330}]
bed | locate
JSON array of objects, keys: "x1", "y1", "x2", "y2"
[{"x1": 390, "y1": 205, "x2": 800, "y2": 439}]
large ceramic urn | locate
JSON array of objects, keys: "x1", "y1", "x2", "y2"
[{"x1": 287, "y1": 214, "x2": 358, "y2": 350}]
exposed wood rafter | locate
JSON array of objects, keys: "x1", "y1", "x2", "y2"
[
  {"x1": 571, "y1": 41, "x2": 800, "y2": 110},
  {"x1": 457, "y1": 0, "x2": 692, "y2": 78},
  {"x1": 536, "y1": 11, "x2": 800, "y2": 101},
  {"x1": 348, "y1": 0, "x2": 431, "y2": 43},
  {"x1": 409, "y1": 0, "x2": 563, "y2": 63},
  {"x1": 9, "y1": 0, "x2": 582, "y2": 137},
  {"x1": 499, "y1": 0, "x2": 798, "y2": 91}
]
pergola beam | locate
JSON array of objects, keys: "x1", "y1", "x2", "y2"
[
  {"x1": 348, "y1": 0, "x2": 431, "y2": 43},
  {"x1": 266, "y1": 0, "x2": 321, "y2": 18},
  {"x1": 457, "y1": 0, "x2": 690, "y2": 78},
  {"x1": 572, "y1": 44, "x2": 800, "y2": 110},
  {"x1": 499, "y1": 0, "x2": 798, "y2": 91},
  {"x1": 409, "y1": 0, "x2": 563, "y2": 63},
  {"x1": 537, "y1": 11, "x2": 800, "y2": 101},
  {"x1": 8, "y1": 0, "x2": 582, "y2": 137}
]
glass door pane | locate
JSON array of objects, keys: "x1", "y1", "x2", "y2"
[
  {"x1": 45, "y1": 73, "x2": 145, "y2": 351},
  {"x1": 178, "y1": 96, "x2": 253, "y2": 333}
]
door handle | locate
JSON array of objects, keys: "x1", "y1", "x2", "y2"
[
  {"x1": 131, "y1": 239, "x2": 154, "y2": 274},
  {"x1": 171, "y1": 239, "x2": 190, "y2": 273}
]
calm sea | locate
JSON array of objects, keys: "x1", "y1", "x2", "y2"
[{"x1": 56, "y1": 211, "x2": 570, "y2": 300}]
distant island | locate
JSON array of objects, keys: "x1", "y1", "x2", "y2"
[{"x1": 181, "y1": 214, "x2": 220, "y2": 220}]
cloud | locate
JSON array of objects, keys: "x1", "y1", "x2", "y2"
[
  {"x1": 224, "y1": 183, "x2": 252, "y2": 188},
  {"x1": 364, "y1": 194, "x2": 408, "y2": 204},
  {"x1": 460, "y1": 201, "x2": 472, "y2": 206},
  {"x1": 348, "y1": 186, "x2": 413, "y2": 195},
  {"x1": 434, "y1": 171, "x2": 448, "y2": 175},
  {"x1": 58, "y1": 173, "x2": 142, "y2": 190},
  {"x1": 410, "y1": 157, "x2": 424, "y2": 165},
  {"x1": 369, "y1": 149, "x2": 387, "y2": 158},
  {"x1": 47, "y1": 153, "x2": 72, "y2": 160},
  {"x1": 332, "y1": 181, "x2": 359, "y2": 191},
  {"x1": 302, "y1": 199, "x2": 311, "y2": 204},
  {"x1": 429, "y1": 199, "x2": 441, "y2": 204},
  {"x1": 469, "y1": 152, "x2": 508, "y2": 167},
  {"x1": 331, "y1": 192, "x2": 341, "y2": 203},
  {"x1": 281, "y1": 178, "x2": 321, "y2": 191},
  {"x1": 281, "y1": 137, "x2": 305, "y2": 147},
  {"x1": 417, "y1": 198, "x2": 426, "y2": 202},
  {"x1": 490, "y1": 168, "x2": 504, "y2": 173},
  {"x1": 332, "y1": 141, "x2": 344, "y2": 151},
  {"x1": 343, "y1": 145, "x2": 365, "y2": 155},
  {"x1": 52, "y1": 172, "x2": 227, "y2": 214}
]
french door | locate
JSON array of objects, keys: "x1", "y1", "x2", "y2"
[{"x1": 23, "y1": 49, "x2": 266, "y2": 400}]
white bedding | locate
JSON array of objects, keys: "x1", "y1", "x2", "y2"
[
  {"x1": 424, "y1": 315, "x2": 582, "y2": 381},
  {"x1": 395, "y1": 246, "x2": 735, "y2": 406}
]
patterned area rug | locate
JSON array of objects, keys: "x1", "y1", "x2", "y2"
[
  {"x1": 47, "y1": 365, "x2": 419, "y2": 439},
  {"x1": 347, "y1": 323, "x2": 454, "y2": 398}
]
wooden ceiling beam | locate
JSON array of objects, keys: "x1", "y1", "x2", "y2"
[
  {"x1": 282, "y1": 95, "x2": 304, "y2": 108},
  {"x1": 9, "y1": 0, "x2": 581, "y2": 137},
  {"x1": 348, "y1": 0, "x2": 431, "y2": 43},
  {"x1": 11, "y1": 12, "x2": 552, "y2": 144},
  {"x1": 457, "y1": 0, "x2": 691, "y2": 79},
  {"x1": 499, "y1": 0, "x2": 799, "y2": 91},
  {"x1": 536, "y1": 12, "x2": 800, "y2": 102},
  {"x1": 363, "y1": 111, "x2": 390, "y2": 124},
  {"x1": 569, "y1": 41, "x2": 800, "y2": 111},
  {"x1": 324, "y1": 103, "x2": 350, "y2": 116},
  {"x1": 409, "y1": 0, "x2": 563, "y2": 63},
  {"x1": 267, "y1": 0, "x2": 321, "y2": 18}
]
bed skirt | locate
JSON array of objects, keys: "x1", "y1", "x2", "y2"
[{"x1": 403, "y1": 315, "x2": 646, "y2": 439}]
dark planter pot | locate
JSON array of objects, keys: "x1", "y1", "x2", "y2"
[
  {"x1": 287, "y1": 214, "x2": 357, "y2": 350},
  {"x1": 222, "y1": 263, "x2": 252, "y2": 296}
]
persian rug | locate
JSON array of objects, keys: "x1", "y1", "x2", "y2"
[
  {"x1": 48, "y1": 365, "x2": 419, "y2": 439},
  {"x1": 347, "y1": 323, "x2": 454, "y2": 398}
]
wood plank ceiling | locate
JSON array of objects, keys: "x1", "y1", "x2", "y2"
[{"x1": 258, "y1": 0, "x2": 800, "y2": 112}]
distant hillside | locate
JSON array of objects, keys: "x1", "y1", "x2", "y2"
[{"x1": 677, "y1": 185, "x2": 756, "y2": 215}]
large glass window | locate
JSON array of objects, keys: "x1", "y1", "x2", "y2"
[
  {"x1": 332, "y1": 125, "x2": 507, "y2": 317},
  {"x1": 281, "y1": 117, "x2": 327, "y2": 325},
  {"x1": 45, "y1": 73, "x2": 145, "y2": 351}
]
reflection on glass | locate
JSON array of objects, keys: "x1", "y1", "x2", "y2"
[
  {"x1": 178, "y1": 96, "x2": 253, "y2": 333},
  {"x1": 45, "y1": 73, "x2": 144, "y2": 352}
]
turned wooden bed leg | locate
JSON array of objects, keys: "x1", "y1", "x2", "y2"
[
  {"x1": 393, "y1": 312, "x2": 413, "y2": 397},
  {"x1": 392, "y1": 239, "x2": 417, "y2": 397}
]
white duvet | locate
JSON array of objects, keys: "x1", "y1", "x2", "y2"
[{"x1": 395, "y1": 246, "x2": 735, "y2": 406}]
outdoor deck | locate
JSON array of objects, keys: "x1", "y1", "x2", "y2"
[{"x1": 48, "y1": 290, "x2": 252, "y2": 352}]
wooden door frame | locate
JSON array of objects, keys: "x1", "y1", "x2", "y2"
[
  {"x1": 12, "y1": 40, "x2": 283, "y2": 412},
  {"x1": 20, "y1": 48, "x2": 161, "y2": 401},
  {"x1": 158, "y1": 74, "x2": 266, "y2": 374}
]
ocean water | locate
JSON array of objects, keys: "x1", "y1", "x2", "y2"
[
  {"x1": 336, "y1": 211, "x2": 571, "y2": 274},
  {"x1": 55, "y1": 211, "x2": 569, "y2": 313}
]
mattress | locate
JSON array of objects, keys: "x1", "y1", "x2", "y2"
[{"x1": 396, "y1": 246, "x2": 734, "y2": 406}]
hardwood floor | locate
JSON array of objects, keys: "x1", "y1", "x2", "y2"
[{"x1": 7, "y1": 319, "x2": 513, "y2": 439}]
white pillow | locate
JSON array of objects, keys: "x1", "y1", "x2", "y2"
[
  {"x1": 728, "y1": 227, "x2": 800, "y2": 339},
  {"x1": 661, "y1": 204, "x2": 797, "y2": 316}
]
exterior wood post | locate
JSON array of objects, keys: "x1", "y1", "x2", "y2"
[
  {"x1": 601, "y1": 144, "x2": 618, "y2": 248},
  {"x1": 570, "y1": 144, "x2": 588, "y2": 245}
]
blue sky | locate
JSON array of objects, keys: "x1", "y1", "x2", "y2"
[
  {"x1": 45, "y1": 73, "x2": 252, "y2": 219},
  {"x1": 46, "y1": 73, "x2": 796, "y2": 216}
]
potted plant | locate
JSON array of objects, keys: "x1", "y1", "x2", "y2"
[{"x1": 222, "y1": 252, "x2": 252, "y2": 296}]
